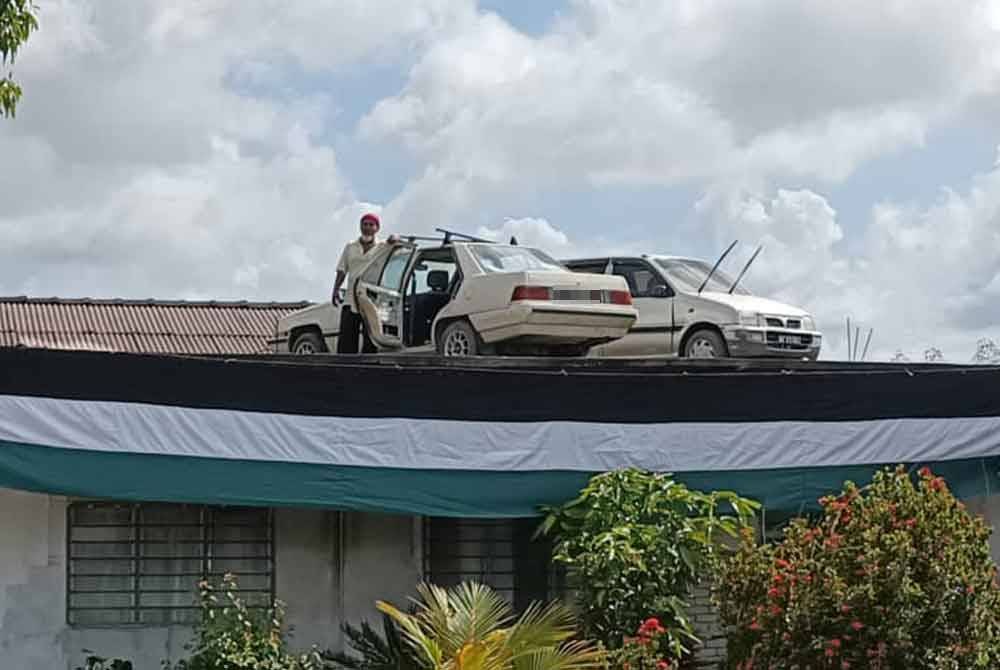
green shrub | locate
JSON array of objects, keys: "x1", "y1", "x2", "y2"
[
  {"x1": 166, "y1": 573, "x2": 324, "y2": 670},
  {"x1": 538, "y1": 469, "x2": 758, "y2": 664},
  {"x1": 75, "y1": 654, "x2": 133, "y2": 670},
  {"x1": 715, "y1": 465, "x2": 1000, "y2": 669}
]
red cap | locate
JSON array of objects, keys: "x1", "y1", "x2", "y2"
[{"x1": 360, "y1": 212, "x2": 380, "y2": 227}]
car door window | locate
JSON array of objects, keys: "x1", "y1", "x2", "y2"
[
  {"x1": 612, "y1": 260, "x2": 673, "y2": 298},
  {"x1": 379, "y1": 247, "x2": 415, "y2": 290}
]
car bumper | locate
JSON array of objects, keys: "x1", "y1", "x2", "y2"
[
  {"x1": 722, "y1": 325, "x2": 822, "y2": 360},
  {"x1": 473, "y1": 303, "x2": 638, "y2": 344}
]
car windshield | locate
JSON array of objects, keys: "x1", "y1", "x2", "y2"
[
  {"x1": 653, "y1": 258, "x2": 752, "y2": 295},
  {"x1": 469, "y1": 245, "x2": 565, "y2": 274}
]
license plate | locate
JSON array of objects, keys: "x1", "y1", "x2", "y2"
[{"x1": 778, "y1": 335, "x2": 800, "y2": 345}]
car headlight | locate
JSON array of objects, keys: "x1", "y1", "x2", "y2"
[
  {"x1": 738, "y1": 311, "x2": 761, "y2": 327},
  {"x1": 802, "y1": 316, "x2": 816, "y2": 331}
]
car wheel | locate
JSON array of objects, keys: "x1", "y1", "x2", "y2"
[
  {"x1": 291, "y1": 331, "x2": 326, "y2": 355},
  {"x1": 438, "y1": 320, "x2": 480, "y2": 357},
  {"x1": 683, "y1": 328, "x2": 728, "y2": 359}
]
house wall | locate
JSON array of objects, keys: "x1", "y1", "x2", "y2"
[{"x1": 0, "y1": 488, "x2": 420, "y2": 670}]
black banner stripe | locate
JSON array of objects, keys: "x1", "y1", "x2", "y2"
[{"x1": 2, "y1": 347, "x2": 1000, "y2": 423}]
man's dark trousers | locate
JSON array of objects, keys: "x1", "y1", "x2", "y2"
[{"x1": 337, "y1": 306, "x2": 376, "y2": 354}]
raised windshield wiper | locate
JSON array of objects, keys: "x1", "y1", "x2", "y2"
[
  {"x1": 697, "y1": 239, "x2": 738, "y2": 294},
  {"x1": 728, "y1": 245, "x2": 762, "y2": 294}
]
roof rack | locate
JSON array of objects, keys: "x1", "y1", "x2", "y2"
[{"x1": 435, "y1": 228, "x2": 494, "y2": 243}]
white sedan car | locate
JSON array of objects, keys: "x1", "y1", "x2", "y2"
[
  {"x1": 274, "y1": 240, "x2": 637, "y2": 357},
  {"x1": 562, "y1": 254, "x2": 822, "y2": 359}
]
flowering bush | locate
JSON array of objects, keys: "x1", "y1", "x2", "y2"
[
  {"x1": 609, "y1": 618, "x2": 676, "y2": 670},
  {"x1": 539, "y1": 469, "x2": 758, "y2": 665},
  {"x1": 167, "y1": 573, "x2": 324, "y2": 670},
  {"x1": 715, "y1": 465, "x2": 1000, "y2": 669}
]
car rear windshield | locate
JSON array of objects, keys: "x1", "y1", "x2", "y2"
[
  {"x1": 469, "y1": 245, "x2": 565, "y2": 274},
  {"x1": 653, "y1": 258, "x2": 752, "y2": 295}
]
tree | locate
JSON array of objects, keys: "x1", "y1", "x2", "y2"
[
  {"x1": 715, "y1": 466, "x2": 1000, "y2": 669},
  {"x1": 924, "y1": 347, "x2": 943, "y2": 362},
  {"x1": 377, "y1": 581, "x2": 605, "y2": 670},
  {"x1": 537, "y1": 469, "x2": 758, "y2": 664},
  {"x1": 1, "y1": 0, "x2": 39, "y2": 118},
  {"x1": 972, "y1": 338, "x2": 1000, "y2": 364}
]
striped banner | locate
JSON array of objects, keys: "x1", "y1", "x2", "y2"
[{"x1": 1, "y1": 348, "x2": 999, "y2": 516}]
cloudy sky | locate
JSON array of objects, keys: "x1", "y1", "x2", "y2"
[{"x1": 2, "y1": 0, "x2": 1000, "y2": 361}]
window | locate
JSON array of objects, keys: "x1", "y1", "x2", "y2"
[
  {"x1": 612, "y1": 260, "x2": 672, "y2": 298},
  {"x1": 423, "y1": 518, "x2": 565, "y2": 613},
  {"x1": 379, "y1": 247, "x2": 415, "y2": 290},
  {"x1": 409, "y1": 257, "x2": 457, "y2": 294},
  {"x1": 67, "y1": 502, "x2": 273, "y2": 626},
  {"x1": 468, "y1": 245, "x2": 565, "y2": 274},
  {"x1": 564, "y1": 259, "x2": 610, "y2": 275}
]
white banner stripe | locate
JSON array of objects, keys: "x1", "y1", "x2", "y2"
[{"x1": 1, "y1": 394, "x2": 999, "y2": 473}]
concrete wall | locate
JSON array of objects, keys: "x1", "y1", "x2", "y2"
[{"x1": 0, "y1": 489, "x2": 421, "y2": 669}]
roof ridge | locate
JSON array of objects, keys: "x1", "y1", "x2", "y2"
[{"x1": 0, "y1": 296, "x2": 313, "y2": 308}]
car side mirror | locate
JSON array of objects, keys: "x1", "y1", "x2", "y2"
[{"x1": 649, "y1": 284, "x2": 671, "y2": 298}]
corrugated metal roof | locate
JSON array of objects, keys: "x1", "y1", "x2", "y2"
[{"x1": 0, "y1": 296, "x2": 312, "y2": 355}]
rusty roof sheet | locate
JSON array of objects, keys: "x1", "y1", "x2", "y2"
[{"x1": 0, "y1": 296, "x2": 311, "y2": 355}]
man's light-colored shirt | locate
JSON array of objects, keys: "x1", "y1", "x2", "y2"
[{"x1": 336, "y1": 237, "x2": 381, "y2": 310}]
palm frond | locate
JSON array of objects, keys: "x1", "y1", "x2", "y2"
[
  {"x1": 505, "y1": 601, "x2": 577, "y2": 654},
  {"x1": 511, "y1": 642, "x2": 605, "y2": 670},
  {"x1": 378, "y1": 600, "x2": 443, "y2": 669},
  {"x1": 447, "y1": 582, "x2": 514, "y2": 649}
]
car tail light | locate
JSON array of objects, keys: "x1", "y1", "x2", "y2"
[
  {"x1": 608, "y1": 290, "x2": 633, "y2": 305},
  {"x1": 511, "y1": 285, "x2": 552, "y2": 301}
]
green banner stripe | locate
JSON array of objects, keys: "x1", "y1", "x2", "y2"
[{"x1": 1, "y1": 440, "x2": 997, "y2": 517}]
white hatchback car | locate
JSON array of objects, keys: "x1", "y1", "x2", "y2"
[
  {"x1": 562, "y1": 254, "x2": 822, "y2": 359},
  {"x1": 274, "y1": 238, "x2": 638, "y2": 357}
]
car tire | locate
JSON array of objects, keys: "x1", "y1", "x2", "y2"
[
  {"x1": 683, "y1": 328, "x2": 728, "y2": 359},
  {"x1": 437, "y1": 320, "x2": 481, "y2": 357},
  {"x1": 291, "y1": 331, "x2": 326, "y2": 355}
]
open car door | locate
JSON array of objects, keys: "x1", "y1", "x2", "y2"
[{"x1": 352, "y1": 242, "x2": 416, "y2": 350}]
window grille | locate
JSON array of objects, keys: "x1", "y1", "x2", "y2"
[
  {"x1": 422, "y1": 517, "x2": 565, "y2": 612},
  {"x1": 67, "y1": 502, "x2": 273, "y2": 626}
]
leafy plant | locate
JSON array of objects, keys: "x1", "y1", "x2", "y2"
[
  {"x1": 715, "y1": 465, "x2": 1000, "y2": 669},
  {"x1": 324, "y1": 612, "x2": 427, "y2": 670},
  {"x1": 75, "y1": 653, "x2": 133, "y2": 670},
  {"x1": 376, "y1": 581, "x2": 605, "y2": 670},
  {"x1": 0, "y1": 0, "x2": 38, "y2": 117},
  {"x1": 165, "y1": 573, "x2": 324, "y2": 670},
  {"x1": 537, "y1": 469, "x2": 758, "y2": 663}
]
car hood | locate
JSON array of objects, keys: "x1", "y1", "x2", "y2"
[{"x1": 697, "y1": 291, "x2": 810, "y2": 317}]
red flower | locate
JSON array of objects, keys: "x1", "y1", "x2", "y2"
[
  {"x1": 918, "y1": 466, "x2": 932, "y2": 478},
  {"x1": 829, "y1": 638, "x2": 842, "y2": 648},
  {"x1": 840, "y1": 604, "x2": 851, "y2": 614},
  {"x1": 638, "y1": 617, "x2": 665, "y2": 636},
  {"x1": 851, "y1": 620, "x2": 864, "y2": 631},
  {"x1": 825, "y1": 649, "x2": 835, "y2": 658},
  {"x1": 749, "y1": 619, "x2": 762, "y2": 631},
  {"x1": 769, "y1": 604, "x2": 783, "y2": 617},
  {"x1": 930, "y1": 477, "x2": 946, "y2": 492},
  {"x1": 775, "y1": 558, "x2": 792, "y2": 570},
  {"x1": 656, "y1": 661, "x2": 670, "y2": 670},
  {"x1": 905, "y1": 518, "x2": 917, "y2": 528},
  {"x1": 767, "y1": 587, "x2": 783, "y2": 599}
]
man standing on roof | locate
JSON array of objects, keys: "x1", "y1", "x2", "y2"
[{"x1": 331, "y1": 212, "x2": 397, "y2": 354}]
